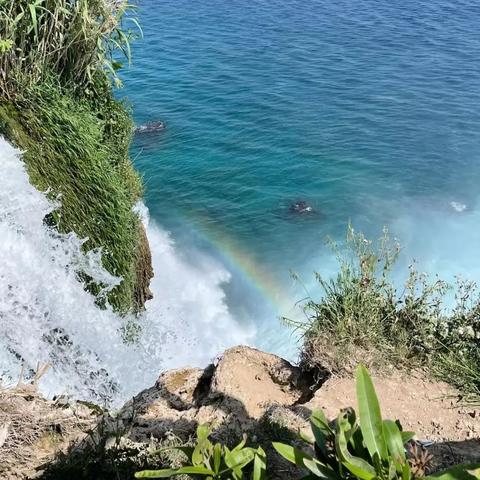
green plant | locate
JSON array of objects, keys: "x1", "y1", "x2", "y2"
[
  {"x1": 273, "y1": 365, "x2": 480, "y2": 480},
  {"x1": 0, "y1": 0, "x2": 146, "y2": 313},
  {"x1": 287, "y1": 225, "x2": 480, "y2": 402},
  {"x1": 0, "y1": 0, "x2": 141, "y2": 99},
  {"x1": 135, "y1": 425, "x2": 267, "y2": 480}
]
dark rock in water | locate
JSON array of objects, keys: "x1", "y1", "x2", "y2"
[
  {"x1": 289, "y1": 200, "x2": 314, "y2": 214},
  {"x1": 134, "y1": 120, "x2": 166, "y2": 134}
]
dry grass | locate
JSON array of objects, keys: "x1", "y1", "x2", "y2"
[{"x1": 0, "y1": 367, "x2": 97, "y2": 477}]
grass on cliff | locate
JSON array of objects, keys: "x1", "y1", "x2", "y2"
[
  {"x1": 0, "y1": 0, "x2": 147, "y2": 312},
  {"x1": 0, "y1": 0, "x2": 139, "y2": 99},
  {"x1": 0, "y1": 80, "x2": 143, "y2": 312},
  {"x1": 286, "y1": 226, "x2": 480, "y2": 403}
]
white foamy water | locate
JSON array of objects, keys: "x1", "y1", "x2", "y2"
[{"x1": 0, "y1": 138, "x2": 253, "y2": 406}]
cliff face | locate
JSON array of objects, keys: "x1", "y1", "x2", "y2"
[
  {"x1": 0, "y1": 83, "x2": 153, "y2": 313},
  {"x1": 2, "y1": 347, "x2": 478, "y2": 479},
  {"x1": 134, "y1": 223, "x2": 154, "y2": 310}
]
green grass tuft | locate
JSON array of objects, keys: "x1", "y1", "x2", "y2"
[{"x1": 287, "y1": 225, "x2": 480, "y2": 403}]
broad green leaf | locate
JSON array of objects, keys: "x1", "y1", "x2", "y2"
[
  {"x1": 298, "y1": 429, "x2": 315, "y2": 444},
  {"x1": 400, "y1": 460, "x2": 412, "y2": 480},
  {"x1": 232, "y1": 467, "x2": 243, "y2": 480},
  {"x1": 253, "y1": 447, "x2": 267, "y2": 480},
  {"x1": 176, "y1": 466, "x2": 216, "y2": 475},
  {"x1": 135, "y1": 469, "x2": 178, "y2": 478},
  {"x1": 192, "y1": 442, "x2": 203, "y2": 466},
  {"x1": 356, "y1": 365, "x2": 388, "y2": 460},
  {"x1": 388, "y1": 460, "x2": 397, "y2": 480},
  {"x1": 401, "y1": 431, "x2": 415, "y2": 444},
  {"x1": 224, "y1": 447, "x2": 255, "y2": 471},
  {"x1": 426, "y1": 464, "x2": 480, "y2": 480},
  {"x1": 213, "y1": 443, "x2": 222, "y2": 473},
  {"x1": 311, "y1": 410, "x2": 334, "y2": 435},
  {"x1": 310, "y1": 410, "x2": 333, "y2": 458},
  {"x1": 303, "y1": 458, "x2": 339, "y2": 480},
  {"x1": 197, "y1": 424, "x2": 211, "y2": 442},
  {"x1": 335, "y1": 413, "x2": 377, "y2": 480},
  {"x1": 192, "y1": 424, "x2": 211, "y2": 465},
  {"x1": 272, "y1": 442, "x2": 313, "y2": 467},
  {"x1": 383, "y1": 419, "x2": 406, "y2": 463},
  {"x1": 232, "y1": 434, "x2": 247, "y2": 452},
  {"x1": 349, "y1": 425, "x2": 369, "y2": 459}
]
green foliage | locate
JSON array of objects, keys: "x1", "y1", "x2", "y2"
[
  {"x1": 0, "y1": 0, "x2": 145, "y2": 312},
  {"x1": 138, "y1": 368, "x2": 479, "y2": 480},
  {"x1": 289, "y1": 225, "x2": 480, "y2": 401},
  {"x1": 135, "y1": 425, "x2": 267, "y2": 480},
  {"x1": 0, "y1": 0, "x2": 141, "y2": 99},
  {"x1": 273, "y1": 365, "x2": 480, "y2": 480},
  {"x1": 0, "y1": 80, "x2": 143, "y2": 312}
]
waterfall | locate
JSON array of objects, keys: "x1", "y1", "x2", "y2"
[{"x1": 0, "y1": 138, "x2": 253, "y2": 406}]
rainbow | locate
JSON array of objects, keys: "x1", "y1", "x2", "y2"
[{"x1": 180, "y1": 211, "x2": 292, "y2": 313}]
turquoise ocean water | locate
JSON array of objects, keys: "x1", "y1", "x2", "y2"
[{"x1": 121, "y1": 0, "x2": 480, "y2": 357}]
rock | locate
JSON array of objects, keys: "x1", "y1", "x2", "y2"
[
  {"x1": 289, "y1": 200, "x2": 314, "y2": 214},
  {"x1": 155, "y1": 367, "x2": 206, "y2": 410},
  {"x1": 118, "y1": 346, "x2": 314, "y2": 444},
  {"x1": 209, "y1": 346, "x2": 309, "y2": 419},
  {"x1": 3, "y1": 346, "x2": 480, "y2": 479},
  {"x1": 134, "y1": 121, "x2": 166, "y2": 134}
]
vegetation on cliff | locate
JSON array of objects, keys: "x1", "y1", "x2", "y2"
[
  {"x1": 0, "y1": 0, "x2": 148, "y2": 311},
  {"x1": 134, "y1": 366, "x2": 479, "y2": 480},
  {"x1": 286, "y1": 226, "x2": 480, "y2": 402}
]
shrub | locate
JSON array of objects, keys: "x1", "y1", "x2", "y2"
[
  {"x1": 286, "y1": 225, "x2": 480, "y2": 401},
  {"x1": 135, "y1": 425, "x2": 267, "y2": 479},
  {"x1": 0, "y1": 0, "x2": 140, "y2": 99},
  {"x1": 136, "y1": 368, "x2": 480, "y2": 480},
  {"x1": 273, "y1": 365, "x2": 480, "y2": 480}
]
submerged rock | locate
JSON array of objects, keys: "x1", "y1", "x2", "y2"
[
  {"x1": 289, "y1": 200, "x2": 314, "y2": 214},
  {"x1": 134, "y1": 120, "x2": 166, "y2": 134}
]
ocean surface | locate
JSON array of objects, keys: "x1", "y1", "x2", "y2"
[
  {"x1": 122, "y1": 0, "x2": 480, "y2": 354},
  {"x1": 2, "y1": 0, "x2": 480, "y2": 405}
]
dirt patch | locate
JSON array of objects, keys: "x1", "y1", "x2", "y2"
[
  {"x1": 304, "y1": 370, "x2": 480, "y2": 470},
  {"x1": 306, "y1": 371, "x2": 479, "y2": 442}
]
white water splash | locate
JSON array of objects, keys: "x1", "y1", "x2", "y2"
[
  {"x1": 450, "y1": 200, "x2": 467, "y2": 213},
  {"x1": 0, "y1": 138, "x2": 254, "y2": 406}
]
